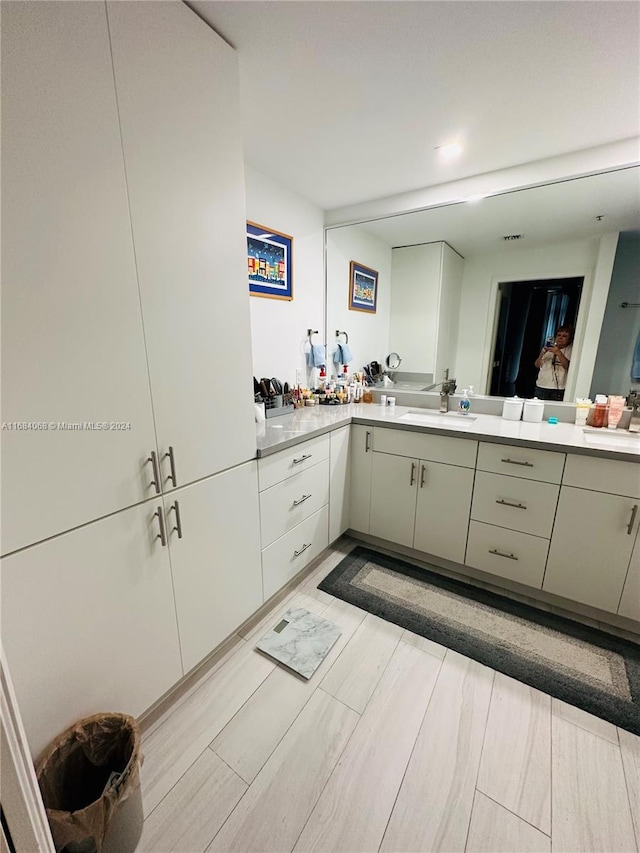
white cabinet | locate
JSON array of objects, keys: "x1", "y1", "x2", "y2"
[
  {"x1": 370, "y1": 453, "x2": 418, "y2": 547},
  {"x1": 1, "y1": 1, "x2": 158, "y2": 555},
  {"x1": 107, "y1": 1, "x2": 256, "y2": 489},
  {"x1": 414, "y1": 461, "x2": 474, "y2": 564},
  {"x1": 350, "y1": 425, "x2": 374, "y2": 533},
  {"x1": 329, "y1": 426, "x2": 351, "y2": 542},
  {"x1": 163, "y1": 463, "x2": 263, "y2": 674},
  {"x1": 1, "y1": 501, "x2": 183, "y2": 757},
  {"x1": 618, "y1": 527, "x2": 640, "y2": 621},
  {"x1": 543, "y1": 487, "x2": 639, "y2": 613}
]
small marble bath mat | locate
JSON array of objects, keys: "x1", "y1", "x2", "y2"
[{"x1": 256, "y1": 607, "x2": 342, "y2": 679}]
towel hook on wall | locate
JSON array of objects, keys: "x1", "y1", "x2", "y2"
[{"x1": 335, "y1": 330, "x2": 349, "y2": 344}]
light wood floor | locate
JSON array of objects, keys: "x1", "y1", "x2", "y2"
[{"x1": 138, "y1": 537, "x2": 640, "y2": 853}]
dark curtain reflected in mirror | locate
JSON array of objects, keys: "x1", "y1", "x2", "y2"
[{"x1": 490, "y1": 277, "x2": 583, "y2": 397}]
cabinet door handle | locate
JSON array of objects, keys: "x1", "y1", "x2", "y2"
[
  {"x1": 293, "y1": 453, "x2": 312, "y2": 464},
  {"x1": 165, "y1": 445, "x2": 178, "y2": 487},
  {"x1": 293, "y1": 494, "x2": 312, "y2": 507},
  {"x1": 365, "y1": 431, "x2": 371, "y2": 452},
  {"x1": 410, "y1": 462, "x2": 416, "y2": 486},
  {"x1": 627, "y1": 504, "x2": 638, "y2": 535},
  {"x1": 420, "y1": 464, "x2": 426, "y2": 488},
  {"x1": 170, "y1": 500, "x2": 183, "y2": 539},
  {"x1": 294, "y1": 542, "x2": 312, "y2": 557},
  {"x1": 489, "y1": 548, "x2": 518, "y2": 561},
  {"x1": 147, "y1": 451, "x2": 161, "y2": 494},
  {"x1": 495, "y1": 499, "x2": 527, "y2": 510},
  {"x1": 501, "y1": 457, "x2": 534, "y2": 468},
  {"x1": 154, "y1": 505, "x2": 167, "y2": 547}
]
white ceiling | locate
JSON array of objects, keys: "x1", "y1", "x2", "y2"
[{"x1": 188, "y1": 0, "x2": 640, "y2": 211}]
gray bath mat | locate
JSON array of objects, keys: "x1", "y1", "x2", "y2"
[{"x1": 256, "y1": 607, "x2": 342, "y2": 679}]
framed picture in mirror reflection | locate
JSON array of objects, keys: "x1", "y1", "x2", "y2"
[{"x1": 349, "y1": 261, "x2": 378, "y2": 313}]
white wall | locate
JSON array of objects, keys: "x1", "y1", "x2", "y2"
[
  {"x1": 326, "y1": 225, "x2": 392, "y2": 378},
  {"x1": 245, "y1": 166, "x2": 325, "y2": 386},
  {"x1": 455, "y1": 238, "x2": 604, "y2": 397}
]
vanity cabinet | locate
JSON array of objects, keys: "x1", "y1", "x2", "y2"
[
  {"x1": 350, "y1": 425, "x2": 374, "y2": 533},
  {"x1": 618, "y1": 528, "x2": 640, "y2": 621},
  {"x1": 258, "y1": 436, "x2": 330, "y2": 599},
  {"x1": 369, "y1": 428, "x2": 476, "y2": 563},
  {"x1": 0, "y1": 501, "x2": 184, "y2": 758},
  {"x1": 329, "y1": 426, "x2": 351, "y2": 542},
  {"x1": 543, "y1": 455, "x2": 640, "y2": 613}
]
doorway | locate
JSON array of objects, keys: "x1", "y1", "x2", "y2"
[{"x1": 489, "y1": 277, "x2": 583, "y2": 398}]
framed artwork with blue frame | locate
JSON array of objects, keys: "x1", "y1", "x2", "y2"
[
  {"x1": 247, "y1": 221, "x2": 293, "y2": 300},
  {"x1": 349, "y1": 260, "x2": 378, "y2": 313}
]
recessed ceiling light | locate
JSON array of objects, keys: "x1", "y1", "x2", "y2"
[{"x1": 436, "y1": 141, "x2": 463, "y2": 159}]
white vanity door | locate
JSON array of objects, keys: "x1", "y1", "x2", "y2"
[
  {"x1": 350, "y1": 425, "x2": 373, "y2": 533},
  {"x1": 370, "y1": 453, "x2": 418, "y2": 547},
  {"x1": 414, "y1": 461, "x2": 474, "y2": 564},
  {"x1": 329, "y1": 426, "x2": 351, "y2": 542},
  {"x1": 618, "y1": 525, "x2": 640, "y2": 622},
  {"x1": 1, "y1": 1, "x2": 158, "y2": 555}
]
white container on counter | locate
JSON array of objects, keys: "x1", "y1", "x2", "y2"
[
  {"x1": 523, "y1": 398, "x2": 545, "y2": 423},
  {"x1": 502, "y1": 397, "x2": 523, "y2": 421}
]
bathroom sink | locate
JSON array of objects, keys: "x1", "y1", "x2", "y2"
[
  {"x1": 398, "y1": 409, "x2": 477, "y2": 426},
  {"x1": 582, "y1": 428, "x2": 640, "y2": 449}
]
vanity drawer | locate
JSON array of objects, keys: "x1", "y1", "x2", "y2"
[
  {"x1": 259, "y1": 459, "x2": 329, "y2": 548},
  {"x1": 372, "y1": 427, "x2": 477, "y2": 468},
  {"x1": 261, "y1": 505, "x2": 329, "y2": 600},
  {"x1": 477, "y1": 442, "x2": 565, "y2": 484},
  {"x1": 258, "y1": 434, "x2": 330, "y2": 492},
  {"x1": 562, "y1": 454, "x2": 640, "y2": 499},
  {"x1": 471, "y1": 472, "x2": 559, "y2": 538},
  {"x1": 465, "y1": 521, "x2": 549, "y2": 588}
]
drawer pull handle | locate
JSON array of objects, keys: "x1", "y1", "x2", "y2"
[
  {"x1": 293, "y1": 453, "x2": 312, "y2": 464},
  {"x1": 154, "y1": 506, "x2": 167, "y2": 547},
  {"x1": 365, "y1": 431, "x2": 371, "y2": 453},
  {"x1": 293, "y1": 494, "x2": 312, "y2": 507},
  {"x1": 410, "y1": 462, "x2": 416, "y2": 486},
  {"x1": 420, "y1": 464, "x2": 426, "y2": 488},
  {"x1": 294, "y1": 542, "x2": 312, "y2": 557},
  {"x1": 489, "y1": 548, "x2": 518, "y2": 561},
  {"x1": 627, "y1": 504, "x2": 638, "y2": 535},
  {"x1": 501, "y1": 457, "x2": 534, "y2": 468},
  {"x1": 496, "y1": 499, "x2": 527, "y2": 510}
]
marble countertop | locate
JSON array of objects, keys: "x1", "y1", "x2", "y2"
[{"x1": 255, "y1": 402, "x2": 640, "y2": 461}]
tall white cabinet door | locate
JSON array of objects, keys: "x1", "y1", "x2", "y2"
[
  {"x1": 329, "y1": 426, "x2": 351, "y2": 542},
  {"x1": 414, "y1": 462, "x2": 474, "y2": 564},
  {"x1": 164, "y1": 462, "x2": 263, "y2": 674},
  {"x1": 370, "y1": 453, "x2": 418, "y2": 547},
  {"x1": 543, "y1": 487, "x2": 638, "y2": 613},
  {"x1": 1, "y1": 502, "x2": 182, "y2": 758},
  {"x1": 1, "y1": 2, "x2": 158, "y2": 555},
  {"x1": 350, "y1": 426, "x2": 373, "y2": 533},
  {"x1": 107, "y1": 2, "x2": 256, "y2": 488},
  {"x1": 617, "y1": 526, "x2": 640, "y2": 622}
]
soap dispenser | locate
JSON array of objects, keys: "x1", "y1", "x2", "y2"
[{"x1": 458, "y1": 389, "x2": 471, "y2": 416}]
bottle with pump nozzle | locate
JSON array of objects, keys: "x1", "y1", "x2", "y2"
[{"x1": 458, "y1": 389, "x2": 471, "y2": 416}]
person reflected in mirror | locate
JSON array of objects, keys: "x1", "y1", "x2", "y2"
[{"x1": 534, "y1": 326, "x2": 573, "y2": 400}]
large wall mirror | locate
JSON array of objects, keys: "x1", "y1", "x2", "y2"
[{"x1": 326, "y1": 167, "x2": 640, "y2": 401}]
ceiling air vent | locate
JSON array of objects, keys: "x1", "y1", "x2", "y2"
[{"x1": 502, "y1": 234, "x2": 523, "y2": 241}]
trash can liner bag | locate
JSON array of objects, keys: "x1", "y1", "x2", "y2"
[{"x1": 35, "y1": 712, "x2": 141, "y2": 853}]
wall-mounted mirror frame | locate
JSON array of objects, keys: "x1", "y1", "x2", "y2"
[{"x1": 324, "y1": 166, "x2": 640, "y2": 401}]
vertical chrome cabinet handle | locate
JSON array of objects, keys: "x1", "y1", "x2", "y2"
[
  {"x1": 165, "y1": 445, "x2": 178, "y2": 487},
  {"x1": 294, "y1": 542, "x2": 312, "y2": 557},
  {"x1": 171, "y1": 500, "x2": 183, "y2": 539},
  {"x1": 365, "y1": 431, "x2": 371, "y2": 452},
  {"x1": 154, "y1": 506, "x2": 167, "y2": 546},
  {"x1": 420, "y1": 464, "x2": 426, "y2": 488},
  {"x1": 147, "y1": 451, "x2": 161, "y2": 494},
  {"x1": 627, "y1": 504, "x2": 638, "y2": 535},
  {"x1": 410, "y1": 462, "x2": 416, "y2": 486}
]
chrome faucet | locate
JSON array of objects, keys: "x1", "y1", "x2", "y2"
[
  {"x1": 629, "y1": 394, "x2": 640, "y2": 433},
  {"x1": 439, "y1": 370, "x2": 457, "y2": 413}
]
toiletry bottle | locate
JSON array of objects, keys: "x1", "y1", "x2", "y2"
[
  {"x1": 574, "y1": 398, "x2": 591, "y2": 426},
  {"x1": 458, "y1": 389, "x2": 471, "y2": 416},
  {"x1": 592, "y1": 394, "x2": 608, "y2": 428},
  {"x1": 607, "y1": 395, "x2": 625, "y2": 430}
]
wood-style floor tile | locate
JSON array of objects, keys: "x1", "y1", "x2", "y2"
[
  {"x1": 618, "y1": 727, "x2": 640, "y2": 850},
  {"x1": 399, "y1": 627, "x2": 447, "y2": 659},
  {"x1": 380, "y1": 650, "x2": 494, "y2": 853},
  {"x1": 137, "y1": 748, "x2": 246, "y2": 853},
  {"x1": 552, "y1": 697, "x2": 619, "y2": 745},
  {"x1": 552, "y1": 715, "x2": 636, "y2": 852},
  {"x1": 206, "y1": 689, "x2": 358, "y2": 853},
  {"x1": 477, "y1": 672, "x2": 551, "y2": 834},
  {"x1": 294, "y1": 642, "x2": 442, "y2": 853},
  {"x1": 465, "y1": 791, "x2": 550, "y2": 853}
]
